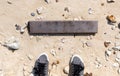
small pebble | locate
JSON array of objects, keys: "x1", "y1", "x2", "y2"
[
  {"x1": 86, "y1": 41, "x2": 92, "y2": 47},
  {"x1": 105, "y1": 50, "x2": 112, "y2": 56},
  {"x1": 104, "y1": 41, "x2": 111, "y2": 47},
  {"x1": 56, "y1": 0, "x2": 59, "y2": 2},
  {"x1": 112, "y1": 46, "x2": 120, "y2": 51},
  {"x1": 30, "y1": 35, "x2": 34, "y2": 38},
  {"x1": 84, "y1": 72, "x2": 92, "y2": 76},
  {"x1": 36, "y1": 7, "x2": 43, "y2": 15},
  {"x1": 118, "y1": 23, "x2": 120, "y2": 29},
  {"x1": 111, "y1": 26, "x2": 116, "y2": 30},
  {"x1": 101, "y1": 3, "x2": 104, "y2": 6},
  {"x1": 27, "y1": 54, "x2": 33, "y2": 60},
  {"x1": 88, "y1": 8, "x2": 94, "y2": 14},
  {"x1": 63, "y1": 65, "x2": 69, "y2": 74},
  {"x1": 20, "y1": 27, "x2": 25, "y2": 34},
  {"x1": 15, "y1": 24, "x2": 21, "y2": 30},
  {"x1": 64, "y1": 7, "x2": 69, "y2": 12},
  {"x1": 45, "y1": 0, "x2": 50, "y2": 3},
  {"x1": 7, "y1": 1, "x2": 12, "y2": 4},
  {"x1": 61, "y1": 38, "x2": 65, "y2": 43},
  {"x1": 107, "y1": 0, "x2": 115, "y2": 3},
  {"x1": 52, "y1": 60, "x2": 60, "y2": 65},
  {"x1": 3, "y1": 37, "x2": 20, "y2": 50},
  {"x1": 50, "y1": 49, "x2": 56, "y2": 56},
  {"x1": 87, "y1": 36, "x2": 93, "y2": 40},
  {"x1": 31, "y1": 12, "x2": 35, "y2": 17},
  {"x1": 105, "y1": 49, "x2": 112, "y2": 61},
  {"x1": 118, "y1": 68, "x2": 120, "y2": 74},
  {"x1": 106, "y1": 15, "x2": 116, "y2": 23}
]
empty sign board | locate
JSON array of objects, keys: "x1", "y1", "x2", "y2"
[{"x1": 28, "y1": 21, "x2": 98, "y2": 34}]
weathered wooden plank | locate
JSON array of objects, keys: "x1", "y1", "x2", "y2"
[{"x1": 28, "y1": 21, "x2": 98, "y2": 34}]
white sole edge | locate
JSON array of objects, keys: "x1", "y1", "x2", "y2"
[
  {"x1": 71, "y1": 54, "x2": 84, "y2": 63},
  {"x1": 38, "y1": 53, "x2": 49, "y2": 61}
]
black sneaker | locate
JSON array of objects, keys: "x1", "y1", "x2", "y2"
[
  {"x1": 69, "y1": 55, "x2": 84, "y2": 76},
  {"x1": 33, "y1": 53, "x2": 49, "y2": 76}
]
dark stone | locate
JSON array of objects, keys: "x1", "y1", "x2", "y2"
[{"x1": 31, "y1": 12, "x2": 35, "y2": 17}]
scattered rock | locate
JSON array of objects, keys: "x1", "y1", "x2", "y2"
[
  {"x1": 36, "y1": 7, "x2": 43, "y2": 15},
  {"x1": 118, "y1": 68, "x2": 120, "y2": 74},
  {"x1": 118, "y1": 23, "x2": 120, "y2": 29},
  {"x1": 112, "y1": 63, "x2": 119, "y2": 68},
  {"x1": 105, "y1": 49, "x2": 112, "y2": 56},
  {"x1": 64, "y1": 7, "x2": 69, "y2": 12},
  {"x1": 87, "y1": 35, "x2": 93, "y2": 40},
  {"x1": 115, "y1": 34, "x2": 120, "y2": 39},
  {"x1": 58, "y1": 46, "x2": 63, "y2": 51},
  {"x1": 15, "y1": 24, "x2": 21, "y2": 30},
  {"x1": 63, "y1": 65, "x2": 69, "y2": 74},
  {"x1": 3, "y1": 36, "x2": 20, "y2": 50},
  {"x1": 30, "y1": 36, "x2": 34, "y2": 39},
  {"x1": 31, "y1": 12, "x2": 35, "y2": 17},
  {"x1": 84, "y1": 72, "x2": 92, "y2": 76},
  {"x1": 45, "y1": 0, "x2": 50, "y2": 3},
  {"x1": 106, "y1": 15, "x2": 116, "y2": 23},
  {"x1": 15, "y1": 24, "x2": 27, "y2": 34},
  {"x1": 111, "y1": 26, "x2": 116, "y2": 30},
  {"x1": 5, "y1": 42, "x2": 19, "y2": 50},
  {"x1": 50, "y1": 49, "x2": 56, "y2": 56},
  {"x1": 104, "y1": 41, "x2": 111, "y2": 47},
  {"x1": 7, "y1": 0, "x2": 12, "y2": 4},
  {"x1": 20, "y1": 27, "x2": 25, "y2": 34},
  {"x1": 88, "y1": 8, "x2": 94, "y2": 14},
  {"x1": 61, "y1": 38, "x2": 65, "y2": 43},
  {"x1": 56, "y1": 0, "x2": 59, "y2": 2},
  {"x1": 107, "y1": 0, "x2": 115, "y2": 3},
  {"x1": 62, "y1": 13, "x2": 71, "y2": 19},
  {"x1": 112, "y1": 46, "x2": 120, "y2": 51},
  {"x1": 27, "y1": 54, "x2": 33, "y2": 60},
  {"x1": 115, "y1": 58, "x2": 120, "y2": 63},
  {"x1": 81, "y1": 41, "x2": 86, "y2": 48},
  {"x1": 86, "y1": 41, "x2": 92, "y2": 47},
  {"x1": 101, "y1": 3, "x2": 104, "y2": 6},
  {"x1": 105, "y1": 49, "x2": 112, "y2": 61},
  {"x1": 52, "y1": 60, "x2": 60, "y2": 67},
  {"x1": 116, "y1": 52, "x2": 120, "y2": 62}
]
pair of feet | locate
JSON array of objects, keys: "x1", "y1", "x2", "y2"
[{"x1": 33, "y1": 53, "x2": 84, "y2": 76}]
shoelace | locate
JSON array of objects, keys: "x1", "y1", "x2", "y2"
[
  {"x1": 38, "y1": 63, "x2": 46, "y2": 75},
  {"x1": 33, "y1": 62, "x2": 48, "y2": 76},
  {"x1": 71, "y1": 64, "x2": 84, "y2": 76}
]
